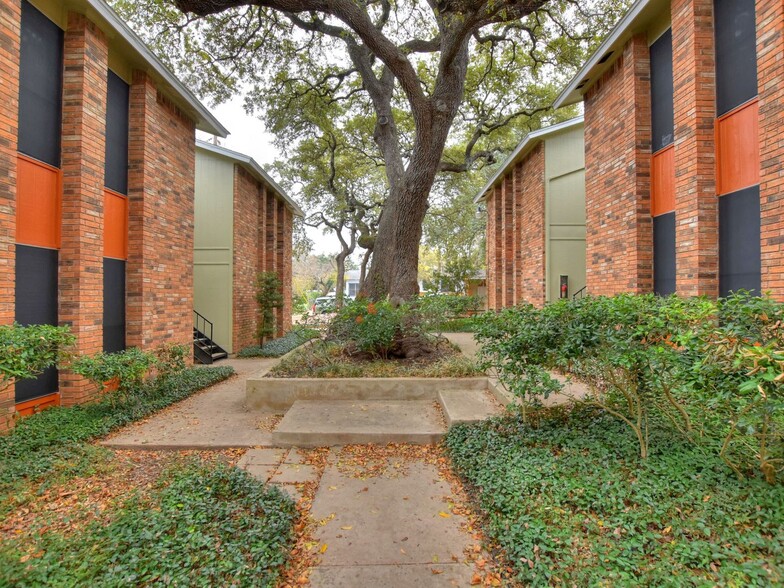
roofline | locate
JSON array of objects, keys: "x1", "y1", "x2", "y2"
[
  {"x1": 196, "y1": 140, "x2": 304, "y2": 217},
  {"x1": 553, "y1": 0, "x2": 662, "y2": 109},
  {"x1": 473, "y1": 116, "x2": 584, "y2": 204},
  {"x1": 84, "y1": 0, "x2": 228, "y2": 137}
]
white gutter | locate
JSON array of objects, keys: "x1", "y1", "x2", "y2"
[
  {"x1": 196, "y1": 140, "x2": 304, "y2": 217},
  {"x1": 85, "y1": 0, "x2": 228, "y2": 137},
  {"x1": 472, "y1": 116, "x2": 584, "y2": 204}
]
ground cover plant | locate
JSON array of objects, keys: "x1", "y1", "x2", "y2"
[
  {"x1": 0, "y1": 365, "x2": 234, "y2": 495},
  {"x1": 237, "y1": 327, "x2": 320, "y2": 358},
  {"x1": 1, "y1": 456, "x2": 296, "y2": 587},
  {"x1": 0, "y1": 323, "x2": 74, "y2": 388},
  {"x1": 445, "y1": 407, "x2": 784, "y2": 586},
  {"x1": 475, "y1": 292, "x2": 784, "y2": 481}
]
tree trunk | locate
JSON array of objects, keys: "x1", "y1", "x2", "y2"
[
  {"x1": 359, "y1": 247, "x2": 372, "y2": 290},
  {"x1": 335, "y1": 252, "x2": 347, "y2": 309}
]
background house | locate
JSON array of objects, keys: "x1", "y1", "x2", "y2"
[
  {"x1": 194, "y1": 140, "x2": 303, "y2": 355},
  {"x1": 477, "y1": 117, "x2": 586, "y2": 309},
  {"x1": 0, "y1": 0, "x2": 227, "y2": 430},
  {"x1": 554, "y1": 0, "x2": 783, "y2": 299}
]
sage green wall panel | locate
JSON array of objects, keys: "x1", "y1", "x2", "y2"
[
  {"x1": 193, "y1": 263, "x2": 233, "y2": 353},
  {"x1": 544, "y1": 126, "x2": 585, "y2": 181},
  {"x1": 194, "y1": 248, "x2": 232, "y2": 265},
  {"x1": 195, "y1": 151, "x2": 234, "y2": 250},
  {"x1": 549, "y1": 170, "x2": 586, "y2": 226},
  {"x1": 550, "y1": 225, "x2": 587, "y2": 240}
]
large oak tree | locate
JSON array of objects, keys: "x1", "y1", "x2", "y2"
[{"x1": 116, "y1": 0, "x2": 627, "y2": 301}]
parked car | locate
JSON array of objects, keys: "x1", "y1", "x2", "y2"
[{"x1": 311, "y1": 296, "x2": 337, "y2": 315}]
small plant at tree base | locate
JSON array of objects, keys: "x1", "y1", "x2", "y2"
[
  {"x1": 70, "y1": 348, "x2": 156, "y2": 399},
  {"x1": 256, "y1": 272, "x2": 284, "y2": 343},
  {"x1": 152, "y1": 343, "x2": 189, "y2": 379},
  {"x1": 0, "y1": 324, "x2": 74, "y2": 390}
]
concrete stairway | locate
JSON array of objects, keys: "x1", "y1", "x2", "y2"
[{"x1": 271, "y1": 389, "x2": 505, "y2": 447}]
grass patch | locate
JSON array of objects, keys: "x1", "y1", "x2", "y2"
[
  {"x1": 438, "y1": 317, "x2": 480, "y2": 333},
  {"x1": 0, "y1": 457, "x2": 296, "y2": 587},
  {"x1": 0, "y1": 366, "x2": 234, "y2": 495},
  {"x1": 444, "y1": 406, "x2": 784, "y2": 587},
  {"x1": 268, "y1": 341, "x2": 483, "y2": 378},
  {"x1": 237, "y1": 328, "x2": 320, "y2": 358}
]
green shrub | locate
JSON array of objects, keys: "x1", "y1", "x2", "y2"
[
  {"x1": 0, "y1": 323, "x2": 74, "y2": 388},
  {"x1": 257, "y1": 272, "x2": 284, "y2": 342},
  {"x1": 0, "y1": 458, "x2": 295, "y2": 587},
  {"x1": 70, "y1": 347, "x2": 156, "y2": 396},
  {"x1": 237, "y1": 328, "x2": 320, "y2": 358},
  {"x1": 152, "y1": 343, "x2": 189, "y2": 378},
  {"x1": 0, "y1": 366, "x2": 234, "y2": 491},
  {"x1": 475, "y1": 292, "x2": 784, "y2": 481},
  {"x1": 331, "y1": 299, "x2": 407, "y2": 359},
  {"x1": 445, "y1": 409, "x2": 784, "y2": 586}
]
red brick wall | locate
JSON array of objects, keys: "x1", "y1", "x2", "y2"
[
  {"x1": 58, "y1": 13, "x2": 108, "y2": 406},
  {"x1": 518, "y1": 144, "x2": 547, "y2": 307},
  {"x1": 275, "y1": 199, "x2": 285, "y2": 336},
  {"x1": 501, "y1": 173, "x2": 515, "y2": 306},
  {"x1": 757, "y1": 0, "x2": 784, "y2": 298},
  {"x1": 232, "y1": 165, "x2": 259, "y2": 351},
  {"x1": 127, "y1": 71, "x2": 195, "y2": 353},
  {"x1": 280, "y1": 205, "x2": 293, "y2": 334},
  {"x1": 584, "y1": 35, "x2": 653, "y2": 296},
  {"x1": 672, "y1": 0, "x2": 718, "y2": 297},
  {"x1": 257, "y1": 184, "x2": 267, "y2": 273},
  {"x1": 485, "y1": 190, "x2": 497, "y2": 309},
  {"x1": 513, "y1": 161, "x2": 524, "y2": 304},
  {"x1": 0, "y1": 0, "x2": 19, "y2": 430}
]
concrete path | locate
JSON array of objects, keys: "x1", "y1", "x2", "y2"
[
  {"x1": 443, "y1": 332, "x2": 480, "y2": 359},
  {"x1": 102, "y1": 358, "x2": 283, "y2": 449}
]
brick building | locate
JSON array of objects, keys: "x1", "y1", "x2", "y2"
[
  {"x1": 477, "y1": 117, "x2": 586, "y2": 309},
  {"x1": 554, "y1": 0, "x2": 784, "y2": 299},
  {"x1": 0, "y1": 0, "x2": 228, "y2": 430},
  {"x1": 194, "y1": 140, "x2": 302, "y2": 355}
]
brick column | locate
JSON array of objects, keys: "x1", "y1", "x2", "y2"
[
  {"x1": 513, "y1": 162, "x2": 523, "y2": 305},
  {"x1": 0, "y1": 0, "x2": 20, "y2": 429},
  {"x1": 257, "y1": 184, "x2": 267, "y2": 273},
  {"x1": 493, "y1": 185, "x2": 503, "y2": 307},
  {"x1": 520, "y1": 145, "x2": 547, "y2": 307},
  {"x1": 265, "y1": 190, "x2": 278, "y2": 277},
  {"x1": 584, "y1": 35, "x2": 652, "y2": 295},
  {"x1": 59, "y1": 14, "x2": 108, "y2": 405},
  {"x1": 275, "y1": 199, "x2": 286, "y2": 336},
  {"x1": 501, "y1": 173, "x2": 515, "y2": 307},
  {"x1": 672, "y1": 0, "x2": 718, "y2": 297},
  {"x1": 485, "y1": 192, "x2": 496, "y2": 309},
  {"x1": 127, "y1": 71, "x2": 195, "y2": 351},
  {"x1": 281, "y1": 207, "x2": 293, "y2": 333},
  {"x1": 757, "y1": 0, "x2": 784, "y2": 299}
]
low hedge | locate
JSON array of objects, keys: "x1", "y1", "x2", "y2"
[
  {"x1": 237, "y1": 328, "x2": 319, "y2": 358},
  {"x1": 0, "y1": 366, "x2": 234, "y2": 491},
  {"x1": 0, "y1": 459, "x2": 295, "y2": 587},
  {"x1": 445, "y1": 409, "x2": 784, "y2": 586}
]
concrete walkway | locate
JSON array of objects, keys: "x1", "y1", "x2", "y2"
[{"x1": 102, "y1": 358, "x2": 283, "y2": 449}]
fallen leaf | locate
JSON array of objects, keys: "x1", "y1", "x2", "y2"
[
  {"x1": 431, "y1": 569, "x2": 444, "y2": 575},
  {"x1": 439, "y1": 511, "x2": 451, "y2": 518},
  {"x1": 340, "y1": 526, "x2": 353, "y2": 530},
  {"x1": 471, "y1": 573, "x2": 482, "y2": 585},
  {"x1": 320, "y1": 544, "x2": 328, "y2": 554}
]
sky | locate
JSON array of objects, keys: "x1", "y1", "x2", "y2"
[{"x1": 195, "y1": 96, "x2": 341, "y2": 257}]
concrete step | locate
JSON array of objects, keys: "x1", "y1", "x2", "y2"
[
  {"x1": 272, "y1": 400, "x2": 445, "y2": 447},
  {"x1": 437, "y1": 389, "x2": 504, "y2": 427}
]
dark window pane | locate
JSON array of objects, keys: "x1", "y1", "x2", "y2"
[
  {"x1": 719, "y1": 186, "x2": 761, "y2": 296},
  {"x1": 18, "y1": 1, "x2": 63, "y2": 167},
  {"x1": 653, "y1": 211, "x2": 676, "y2": 296},
  {"x1": 105, "y1": 71, "x2": 130, "y2": 194},
  {"x1": 103, "y1": 258, "x2": 126, "y2": 353},
  {"x1": 650, "y1": 29, "x2": 674, "y2": 152},
  {"x1": 715, "y1": 0, "x2": 758, "y2": 116}
]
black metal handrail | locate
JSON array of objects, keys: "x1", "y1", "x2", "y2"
[
  {"x1": 572, "y1": 286, "x2": 587, "y2": 300},
  {"x1": 193, "y1": 310, "x2": 214, "y2": 343}
]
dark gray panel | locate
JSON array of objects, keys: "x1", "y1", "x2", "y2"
[
  {"x1": 653, "y1": 211, "x2": 676, "y2": 296},
  {"x1": 103, "y1": 258, "x2": 126, "y2": 353},
  {"x1": 715, "y1": 0, "x2": 758, "y2": 116},
  {"x1": 14, "y1": 245, "x2": 59, "y2": 402},
  {"x1": 650, "y1": 29, "x2": 674, "y2": 153},
  {"x1": 105, "y1": 71, "x2": 130, "y2": 195},
  {"x1": 18, "y1": 0, "x2": 63, "y2": 167},
  {"x1": 719, "y1": 186, "x2": 761, "y2": 296}
]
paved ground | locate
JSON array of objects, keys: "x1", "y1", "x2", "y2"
[
  {"x1": 102, "y1": 358, "x2": 282, "y2": 449},
  {"x1": 442, "y1": 332, "x2": 480, "y2": 359}
]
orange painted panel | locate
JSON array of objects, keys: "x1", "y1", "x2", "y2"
[
  {"x1": 104, "y1": 189, "x2": 128, "y2": 259},
  {"x1": 651, "y1": 145, "x2": 675, "y2": 217},
  {"x1": 15, "y1": 392, "x2": 60, "y2": 417},
  {"x1": 16, "y1": 155, "x2": 60, "y2": 249},
  {"x1": 716, "y1": 99, "x2": 760, "y2": 196}
]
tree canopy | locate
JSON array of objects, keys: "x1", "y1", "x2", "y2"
[{"x1": 113, "y1": 0, "x2": 630, "y2": 300}]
